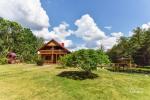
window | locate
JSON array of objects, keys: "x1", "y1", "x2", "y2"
[{"x1": 45, "y1": 56, "x2": 51, "y2": 60}]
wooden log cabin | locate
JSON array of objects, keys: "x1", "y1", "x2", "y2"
[{"x1": 38, "y1": 39, "x2": 71, "y2": 64}]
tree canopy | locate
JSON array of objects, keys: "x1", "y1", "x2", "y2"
[
  {"x1": 107, "y1": 27, "x2": 150, "y2": 66},
  {"x1": 59, "y1": 49, "x2": 110, "y2": 72},
  {"x1": 0, "y1": 18, "x2": 44, "y2": 64}
]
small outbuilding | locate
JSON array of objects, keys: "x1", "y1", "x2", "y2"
[
  {"x1": 117, "y1": 57, "x2": 132, "y2": 64},
  {"x1": 7, "y1": 52, "x2": 17, "y2": 64},
  {"x1": 116, "y1": 57, "x2": 133, "y2": 67}
]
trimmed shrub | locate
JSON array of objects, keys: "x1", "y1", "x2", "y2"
[{"x1": 36, "y1": 58, "x2": 44, "y2": 66}]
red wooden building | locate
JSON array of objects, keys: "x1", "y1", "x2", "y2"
[{"x1": 38, "y1": 39, "x2": 70, "y2": 64}]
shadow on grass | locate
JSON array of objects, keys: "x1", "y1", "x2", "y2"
[
  {"x1": 107, "y1": 68, "x2": 150, "y2": 74},
  {"x1": 141, "y1": 66, "x2": 150, "y2": 69},
  {"x1": 57, "y1": 71, "x2": 98, "y2": 80},
  {"x1": 55, "y1": 66, "x2": 67, "y2": 69}
]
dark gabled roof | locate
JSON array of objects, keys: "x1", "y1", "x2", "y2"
[{"x1": 38, "y1": 39, "x2": 71, "y2": 53}]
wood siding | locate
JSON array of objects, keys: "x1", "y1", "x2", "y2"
[
  {"x1": 38, "y1": 39, "x2": 70, "y2": 64},
  {"x1": 39, "y1": 50, "x2": 68, "y2": 54}
]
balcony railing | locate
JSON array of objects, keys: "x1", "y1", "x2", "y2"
[{"x1": 39, "y1": 50, "x2": 67, "y2": 54}]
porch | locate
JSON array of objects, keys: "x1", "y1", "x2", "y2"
[{"x1": 41, "y1": 54, "x2": 64, "y2": 64}]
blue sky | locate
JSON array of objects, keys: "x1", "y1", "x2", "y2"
[
  {"x1": 0, "y1": 0, "x2": 150, "y2": 50},
  {"x1": 41, "y1": 0, "x2": 150, "y2": 35}
]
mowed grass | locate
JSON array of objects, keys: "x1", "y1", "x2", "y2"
[{"x1": 0, "y1": 64, "x2": 150, "y2": 100}]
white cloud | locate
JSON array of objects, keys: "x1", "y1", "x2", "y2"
[
  {"x1": 73, "y1": 14, "x2": 124, "y2": 50},
  {"x1": 35, "y1": 22, "x2": 72, "y2": 41},
  {"x1": 97, "y1": 32, "x2": 124, "y2": 50},
  {"x1": 141, "y1": 22, "x2": 150, "y2": 30},
  {"x1": 71, "y1": 44, "x2": 88, "y2": 51},
  {"x1": 72, "y1": 32, "x2": 124, "y2": 51},
  {"x1": 0, "y1": 0, "x2": 74, "y2": 49},
  {"x1": 74, "y1": 14, "x2": 106, "y2": 41},
  {"x1": 111, "y1": 32, "x2": 124, "y2": 38},
  {"x1": 0, "y1": 0, "x2": 49, "y2": 30},
  {"x1": 34, "y1": 28, "x2": 58, "y2": 40},
  {"x1": 128, "y1": 22, "x2": 150, "y2": 37},
  {"x1": 97, "y1": 37, "x2": 117, "y2": 50},
  {"x1": 128, "y1": 31, "x2": 135, "y2": 37},
  {"x1": 62, "y1": 40, "x2": 75, "y2": 49},
  {"x1": 34, "y1": 22, "x2": 73, "y2": 48},
  {"x1": 104, "y1": 26, "x2": 112, "y2": 30},
  {"x1": 53, "y1": 22, "x2": 73, "y2": 39}
]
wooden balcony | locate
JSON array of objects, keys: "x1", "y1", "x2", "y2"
[{"x1": 39, "y1": 50, "x2": 67, "y2": 54}]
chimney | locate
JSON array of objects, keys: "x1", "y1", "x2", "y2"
[{"x1": 61, "y1": 43, "x2": 64, "y2": 47}]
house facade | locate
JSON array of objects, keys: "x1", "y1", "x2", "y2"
[{"x1": 38, "y1": 39, "x2": 70, "y2": 64}]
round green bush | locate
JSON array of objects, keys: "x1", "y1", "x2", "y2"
[
  {"x1": 36, "y1": 58, "x2": 44, "y2": 66},
  {"x1": 59, "y1": 49, "x2": 110, "y2": 72}
]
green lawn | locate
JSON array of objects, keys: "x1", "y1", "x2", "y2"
[{"x1": 0, "y1": 64, "x2": 150, "y2": 100}]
